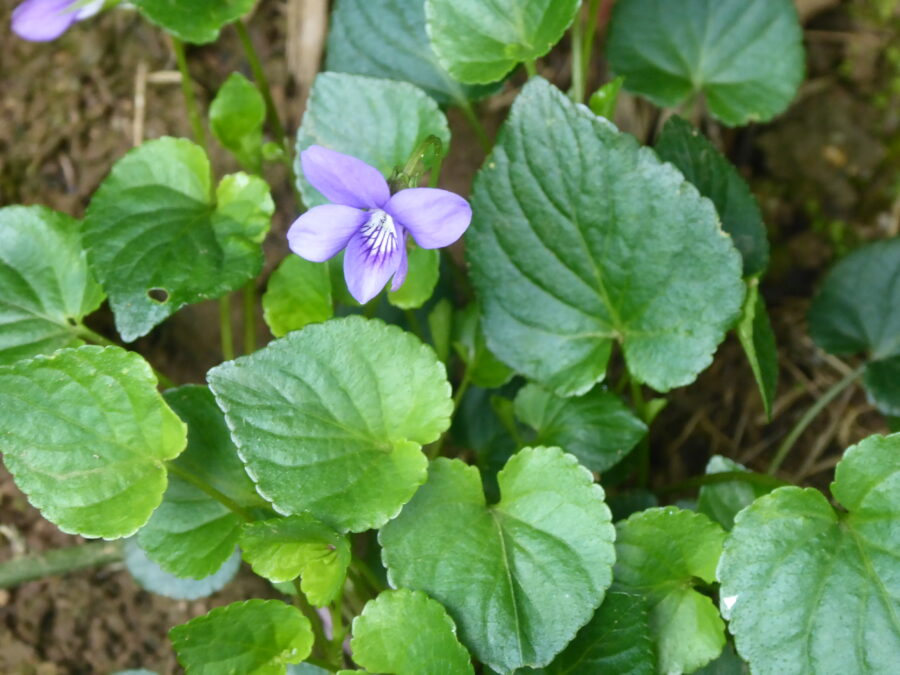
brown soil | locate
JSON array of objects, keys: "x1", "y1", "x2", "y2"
[{"x1": 1, "y1": 0, "x2": 897, "y2": 672}]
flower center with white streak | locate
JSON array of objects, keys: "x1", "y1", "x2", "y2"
[{"x1": 359, "y1": 210, "x2": 398, "y2": 264}]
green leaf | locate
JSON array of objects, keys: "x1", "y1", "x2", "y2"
[
  {"x1": 132, "y1": 0, "x2": 256, "y2": 44},
  {"x1": 210, "y1": 72, "x2": 266, "y2": 173},
  {"x1": 655, "y1": 116, "x2": 769, "y2": 276},
  {"x1": 718, "y1": 433, "x2": 900, "y2": 674},
  {"x1": 467, "y1": 78, "x2": 745, "y2": 396},
  {"x1": 170, "y1": 599, "x2": 313, "y2": 674},
  {"x1": 614, "y1": 507, "x2": 727, "y2": 674},
  {"x1": 697, "y1": 456, "x2": 773, "y2": 531},
  {"x1": 262, "y1": 256, "x2": 333, "y2": 338},
  {"x1": 589, "y1": 76, "x2": 625, "y2": 120},
  {"x1": 138, "y1": 386, "x2": 263, "y2": 579},
  {"x1": 606, "y1": 0, "x2": 804, "y2": 126},
  {"x1": 0, "y1": 346, "x2": 186, "y2": 539},
  {"x1": 529, "y1": 591, "x2": 656, "y2": 675},
  {"x1": 452, "y1": 303, "x2": 513, "y2": 389},
  {"x1": 239, "y1": 514, "x2": 350, "y2": 607},
  {"x1": 124, "y1": 538, "x2": 240, "y2": 600},
  {"x1": 388, "y1": 247, "x2": 440, "y2": 310},
  {"x1": 693, "y1": 643, "x2": 749, "y2": 675},
  {"x1": 428, "y1": 298, "x2": 453, "y2": 364},
  {"x1": 350, "y1": 589, "x2": 474, "y2": 675},
  {"x1": 0, "y1": 205, "x2": 104, "y2": 365},
  {"x1": 425, "y1": 0, "x2": 580, "y2": 84},
  {"x1": 83, "y1": 138, "x2": 273, "y2": 341},
  {"x1": 808, "y1": 237, "x2": 900, "y2": 415},
  {"x1": 381, "y1": 447, "x2": 616, "y2": 672},
  {"x1": 326, "y1": 0, "x2": 493, "y2": 106},
  {"x1": 209, "y1": 317, "x2": 452, "y2": 532},
  {"x1": 735, "y1": 281, "x2": 778, "y2": 419},
  {"x1": 295, "y1": 73, "x2": 450, "y2": 208},
  {"x1": 514, "y1": 383, "x2": 647, "y2": 473}
]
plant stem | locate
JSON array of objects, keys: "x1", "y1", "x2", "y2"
[
  {"x1": 580, "y1": 0, "x2": 603, "y2": 82},
  {"x1": 459, "y1": 100, "x2": 491, "y2": 153},
  {"x1": 329, "y1": 597, "x2": 347, "y2": 667},
  {"x1": 0, "y1": 540, "x2": 123, "y2": 588},
  {"x1": 524, "y1": 59, "x2": 538, "y2": 78},
  {"x1": 234, "y1": 21, "x2": 288, "y2": 151},
  {"x1": 290, "y1": 579, "x2": 333, "y2": 665},
  {"x1": 351, "y1": 556, "x2": 386, "y2": 595},
  {"x1": 569, "y1": 8, "x2": 585, "y2": 103},
  {"x1": 630, "y1": 376, "x2": 651, "y2": 487},
  {"x1": 767, "y1": 364, "x2": 865, "y2": 475},
  {"x1": 404, "y1": 309, "x2": 424, "y2": 341},
  {"x1": 243, "y1": 280, "x2": 256, "y2": 355},
  {"x1": 427, "y1": 367, "x2": 471, "y2": 460},
  {"x1": 657, "y1": 470, "x2": 789, "y2": 496},
  {"x1": 219, "y1": 296, "x2": 235, "y2": 361},
  {"x1": 171, "y1": 37, "x2": 206, "y2": 147},
  {"x1": 164, "y1": 462, "x2": 255, "y2": 522}
]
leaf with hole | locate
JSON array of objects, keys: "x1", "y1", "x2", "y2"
[
  {"x1": 132, "y1": 0, "x2": 256, "y2": 44},
  {"x1": 262, "y1": 256, "x2": 333, "y2": 338}
]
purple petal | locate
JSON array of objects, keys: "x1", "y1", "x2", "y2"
[
  {"x1": 343, "y1": 230, "x2": 403, "y2": 304},
  {"x1": 12, "y1": 0, "x2": 80, "y2": 41},
  {"x1": 287, "y1": 204, "x2": 367, "y2": 262},
  {"x1": 384, "y1": 188, "x2": 472, "y2": 249},
  {"x1": 300, "y1": 145, "x2": 390, "y2": 209},
  {"x1": 390, "y1": 230, "x2": 409, "y2": 292}
]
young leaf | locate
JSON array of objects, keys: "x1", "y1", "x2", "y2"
[
  {"x1": 138, "y1": 386, "x2": 264, "y2": 579},
  {"x1": 210, "y1": 72, "x2": 266, "y2": 172},
  {"x1": 614, "y1": 507, "x2": 727, "y2": 674},
  {"x1": 295, "y1": 73, "x2": 450, "y2": 208},
  {"x1": 467, "y1": 78, "x2": 745, "y2": 396},
  {"x1": 131, "y1": 0, "x2": 256, "y2": 44},
  {"x1": 209, "y1": 317, "x2": 452, "y2": 532},
  {"x1": 655, "y1": 116, "x2": 770, "y2": 276},
  {"x1": 589, "y1": 76, "x2": 625, "y2": 120},
  {"x1": 514, "y1": 383, "x2": 647, "y2": 473},
  {"x1": 170, "y1": 599, "x2": 313, "y2": 674},
  {"x1": 262, "y1": 256, "x2": 333, "y2": 338},
  {"x1": 697, "y1": 456, "x2": 774, "y2": 530},
  {"x1": 350, "y1": 590, "x2": 474, "y2": 674},
  {"x1": 452, "y1": 303, "x2": 513, "y2": 388},
  {"x1": 425, "y1": 0, "x2": 580, "y2": 84},
  {"x1": 387, "y1": 247, "x2": 440, "y2": 310},
  {"x1": 239, "y1": 514, "x2": 350, "y2": 607},
  {"x1": 380, "y1": 447, "x2": 615, "y2": 672},
  {"x1": 0, "y1": 346, "x2": 187, "y2": 539},
  {"x1": 0, "y1": 205, "x2": 104, "y2": 365},
  {"x1": 808, "y1": 237, "x2": 900, "y2": 415},
  {"x1": 735, "y1": 281, "x2": 778, "y2": 420},
  {"x1": 124, "y1": 538, "x2": 241, "y2": 600},
  {"x1": 607, "y1": 0, "x2": 805, "y2": 126},
  {"x1": 428, "y1": 298, "x2": 453, "y2": 364},
  {"x1": 83, "y1": 138, "x2": 273, "y2": 341},
  {"x1": 718, "y1": 433, "x2": 900, "y2": 674},
  {"x1": 326, "y1": 0, "x2": 492, "y2": 106}
]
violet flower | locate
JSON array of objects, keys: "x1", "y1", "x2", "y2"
[
  {"x1": 288, "y1": 145, "x2": 471, "y2": 304},
  {"x1": 12, "y1": 0, "x2": 104, "y2": 42}
]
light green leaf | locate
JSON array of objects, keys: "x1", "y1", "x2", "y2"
[
  {"x1": 388, "y1": 247, "x2": 440, "y2": 310},
  {"x1": 697, "y1": 456, "x2": 774, "y2": 531},
  {"x1": 350, "y1": 589, "x2": 474, "y2": 675},
  {"x1": 0, "y1": 346, "x2": 186, "y2": 539},
  {"x1": 210, "y1": 72, "x2": 266, "y2": 172},
  {"x1": 529, "y1": 591, "x2": 656, "y2": 675},
  {"x1": 170, "y1": 599, "x2": 313, "y2": 674},
  {"x1": 124, "y1": 538, "x2": 240, "y2": 600},
  {"x1": 381, "y1": 447, "x2": 616, "y2": 672},
  {"x1": 467, "y1": 78, "x2": 745, "y2": 396},
  {"x1": 735, "y1": 281, "x2": 778, "y2": 420},
  {"x1": 138, "y1": 386, "x2": 264, "y2": 579},
  {"x1": 132, "y1": 0, "x2": 256, "y2": 44},
  {"x1": 295, "y1": 73, "x2": 450, "y2": 208},
  {"x1": 262, "y1": 256, "x2": 333, "y2": 338},
  {"x1": 425, "y1": 0, "x2": 580, "y2": 84},
  {"x1": 209, "y1": 317, "x2": 452, "y2": 532},
  {"x1": 607, "y1": 0, "x2": 804, "y2": 126},
  {"x1": 326, "y1": 0, "x2": 494, "y2": 106},
  {"x1": 0, "y1": 205, "x2": 104, "y2": 365},
  {"x1": 718, "y1": 433, "x2": 900, "y2": 675},
  {"x1": 808, "y1": 237, "x2": 900, "y2": 415},
  {"x1": 452, "y1": 303, "x2": 513, "y2": 389},
  {"x1": 239, "y1": 514, "x2": 350, "y2": 607},
  {"x1": 83, "y1": 138, "x2": 273, "y2": 341},
  {"x1": 615, "y1": 507, "x2": 727, "y2": 674},
  {"x1": 655, "y1": 116, "x2": 769, "y2": 276},
  {"x1": 589, "y1": 76, "x2": 625, "y2": 120},
  {"x1": 514, "y1": 383, "x2": 646, "y2": 473}
]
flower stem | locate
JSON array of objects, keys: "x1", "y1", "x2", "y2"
[
  {"x1": 459, "y1": 100, "x2": 491, "y2": 153},
  {"x1": 524, "y1": 59, "x2": 538, "y2": 78},
  {"x1": 569, "y1": 9, "x2": 585, "y2": 103},
  {"x1": 328, "y1": 597, "x2": 347, "y2": 667},
  {"x1": 767, "y1": 363, "x2": 865, "y2": 475},
  {"x1": 171, "y1": 37, "x2": 206, "y2": 147},
  {"x1": 243, "y1": 280, "x2": 256, "y2": 355},
  {"x1": 164, "y1": 462, "x2": 255, "y2": 522},
  {"x1": 219, "y1": 296, "x2": 235, "y2": 361},
  {"x1": 0, "y1": 540, "x2": 123, "y2": 589},
  {"x1": 234, "y1": 21, "x2": 288, "y2": 151},
  {"x1": 580, "y1": 0, "x2": 604, "y2": 84}
]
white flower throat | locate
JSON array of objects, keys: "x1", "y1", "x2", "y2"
[{"x1": 360, "y1": 210, "x2": 398, "y2": 261}]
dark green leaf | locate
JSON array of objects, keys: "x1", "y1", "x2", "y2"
[
  {"x1": 262, "y1": 256, "x2": 333, "y2": 338},
  {"x1": 697, "y1": 456, "x2": 772, "y2": 531},
  {"x1": 428, "y1": 298, "x2": 453, "y2": 364},
  {"x1": 132, "y1": 0, "x2": 256, "y2": 44},
  {"x1": 452, "y1": 303, "x2": 513, "y2": 389},
  {"x1": 735, "y1": 281, "x2": 778, "y2": 419},
  {"x1": 210, "y1": 72, "x2": 266, "y2": 172}
]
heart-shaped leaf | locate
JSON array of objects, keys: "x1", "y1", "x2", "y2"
[
  {"x1": 718, "y1": 433, "x2": 900, "y2": 674},
  {"x1": 0, "y1": 205, "x2": 104, "y2": 366},
  {"x1": 467, "y1": 78, "x2": 745, "y2": 396},
  {"x1": 132, "y1": 0, "x2": 256, "y2": 44},
  {"x1": 124, "y1": 538, "x2": 241, "y2": 600},
  {"x1": 0, "y1": 346, "x2": 186, "y2": 538},
  {"x1": 607, "y1": 0, "x2": 805, "y2": 126},
  {"x1": 210, "y1": 72, "x2": 266, "y2": 172},
  {"x1": 84, "y1": 137, "x2": 272, "y2": 341},
  {"x1": 380, "y1": 447, "x2": 615, "y2": 672},
  {"x1": 262, "y1": 256, "x2": 333, "y2": 338},
  {"x1": 209, "y1": 317, "x2": 452, "y2": 532}
]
